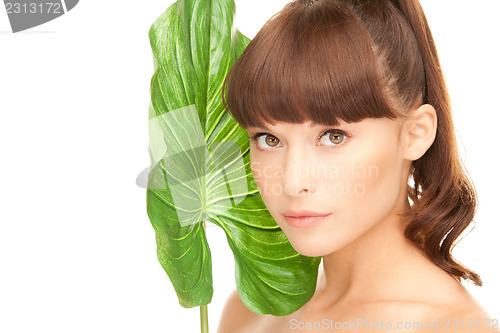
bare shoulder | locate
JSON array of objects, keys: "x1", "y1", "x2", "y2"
[
  {"x1": 217, "y1": 288, "x2": 261, "y2": 333},
  {"x1": 399, "y1": 276, "x2": 499, "y2": 333},
  {"x1": 443, "y1": 289, "x2": 498, "y2": 332},
  {"x1": 410, "y1": 298, "x2": 499, "y2": 333},
  {"x1": 359, "y1": 292, "x2": 498, "y2": 333},
  {"x1": 432, "y1": 305, "x2": 500, "y2": 333}
]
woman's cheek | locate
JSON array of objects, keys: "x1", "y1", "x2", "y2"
[
  {"x1": 251, "y1": 162, "x2": 280, "y2": 198},
  {"x1": 350, "y1": 149, "x2": 403, "y2": 216},
  {"x1": 250, "y1": 160, "x2": 262, "y2": 179}
]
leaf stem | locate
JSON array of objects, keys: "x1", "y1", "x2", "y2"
[
  {"x1": 200, "y1": 219, "x2": 209, "y2": 333},
  {"x1": 200, "y1": 304, "x2": 209, "y2": 333}
]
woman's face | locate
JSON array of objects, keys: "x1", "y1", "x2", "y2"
[{"x1": 246, "y1": 118, "x2": 411, "y2": 257}]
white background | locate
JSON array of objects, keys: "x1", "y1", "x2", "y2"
[{"x1": 0, "y1": 1, "x2": 498, "y2": 332}]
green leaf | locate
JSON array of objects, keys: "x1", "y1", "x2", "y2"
[{"x1": 146, "y1": 0, "x2": 321, "y2": 316}]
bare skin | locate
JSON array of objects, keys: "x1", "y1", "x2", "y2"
[
  {"x1": 217, "y1": 106, "x2": 498, "y2": 333},
  {"x1": 218, "y1": 221, "x2": 496, "y2": 332}
]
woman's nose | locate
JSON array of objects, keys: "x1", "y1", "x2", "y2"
[{"x1": 282, "y1": 148, "x2": 317, "y2": 197}]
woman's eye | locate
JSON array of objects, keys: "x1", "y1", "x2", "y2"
[
  {"x1": 319, "y1": 129, "x2": 346, "y2": 146},
  {"x1": 251, "y1": 133, "x2": 282, "y2": 149}
]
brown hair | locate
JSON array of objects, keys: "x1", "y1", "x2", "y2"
[{"x1": 223, "y1": 0, "x2": 481, "y2": 286}]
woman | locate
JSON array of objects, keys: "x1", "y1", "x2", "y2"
[{"x1": 218, "y1": 0, "x2": 498, "y2": 332}]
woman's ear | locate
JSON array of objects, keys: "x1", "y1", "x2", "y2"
[{"x1": 402, "y1": 104, "x2": 437, "y2": 161}]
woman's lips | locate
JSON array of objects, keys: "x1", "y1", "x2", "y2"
[
  {"x1": 284, "y1": 214, "x2": 331, "y2": 228},
  {"x1": 282, "y1": 209, "x2": 330, "y2": 217}
]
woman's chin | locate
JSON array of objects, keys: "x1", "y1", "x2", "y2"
[{"x1": 288, "y1": 239, "x2": 334, "y2": 257}]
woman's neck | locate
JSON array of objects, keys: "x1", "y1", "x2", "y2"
[{"x1": 314, "y1": 205, "x2": 463, "y2": 309}]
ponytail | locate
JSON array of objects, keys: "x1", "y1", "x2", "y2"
[{"x1": 391, "y1": 0, "x2": 482, "y2": 286}]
